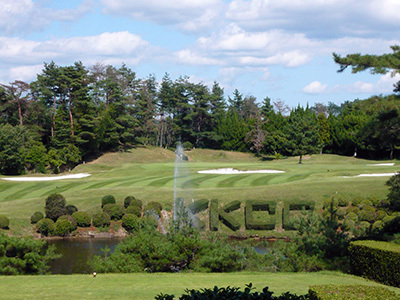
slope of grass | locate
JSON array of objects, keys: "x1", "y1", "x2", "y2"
[
  {"x1": 0, "y1": 271, "x2": 399, "y2": 300},
  {"x1": 0, "y1": 147, "x2": 398, "y2": 235}
]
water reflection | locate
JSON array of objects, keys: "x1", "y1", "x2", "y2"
[{"x1": 48, "y1": 238, "x2": 123, "y2": 274}]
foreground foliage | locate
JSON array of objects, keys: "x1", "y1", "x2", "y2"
[
  {"x1": 156, "y1": 283, "x2": 308, "y2": 300},
  {"x1": 0, "y1": 233, "x2": 59, "y2": 275}
]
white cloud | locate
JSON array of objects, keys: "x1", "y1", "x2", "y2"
[
  {"x1": 175, "y1": 49, "x2": 221, "y2": 65},
  {"x1": 303, "y1": 81, "x2": 328, "y2": 94},
  {"x1": 0, "y1": 32, "x2": 156, "y2": 83},
  {"x1": 225, "y1": 0, "x2": 400, "y2": 39},
  {"x1": 0, "y1": 0, "x2": 93, "y2": 35},
  {"x1": 100, "y1": 0, "x2": 222, "y2": 32}
]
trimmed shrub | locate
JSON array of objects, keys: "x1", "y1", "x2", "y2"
[
  {"x1": 372, "y1": 220, "x2": 384, "y2": 231},
  {"x1": 72, "y1": 211, "x2": 91, "y2": 227},
  {"x1": 346, "y1": 206, "x2": 359, "y2": 215},
  {"x1": 92, "y1": 211, "x2": 111, "y2": 228},
  {"x1": 344, "y1": 212, "x2": 358, "y2": 223},
  {"x1": 30, "y1": 211, "x2": 44, "y2": 224},
  {"x1": 376, "y1": 209, "x2": 387, "y2": 220},
  {"x1": 342, "y1": 219, "x2": 355, "y2": 231},
  {"x1": 65, "y1": 204, "x2": 78, "y2": 215},
  {"x1": 54, "y1": 217, "x2": 74, "y2": 236},
  {"x1": 182, "y1": 141, "x2": 193, "y2": 150},
  {"x1": 124, "y1": 196, "x2": 136, "y2": 208},
  {"x1": 282, "y1": 200, "x2": 314, "y2": 230},
  {"x1": 209, "y1": 199, "x2": 219, "y2": 231},
  {"x1": 335, "y1": 208, "x2": 346, "y2": 220},
  {"x1": 126, "y1": 204, "x2": 142, "y2": 217},
  {"x1": 0, "y1": 215, "x2": 10, "y2": 229},
  {"x1": 144, "y1": 201, "x2": 162, "y2": 217},
  {"x1": 101, "y1": 194, "x2": 116, "y2": 208},
  {"x1": 45, "y1": 193, "x2": 66, "y2": 221},
  {"x1": 349, "y1": 240, "x2": 400, "y2": 287},
  {"x1": 308, "y1": 284, "x2": 399, "y2": 300},
  {"x1": 188, "y1": 199, "x2": 209, "y2": 214},
  {"x1": 351, "y1": 196, "x2": 364, "y2": 207},
  {"x1": 337, "y1": 197, "x2": 349, "y2": 207},
  {"x1": 358, "y1": 205, "x2": 376, "y2": 223},
  {"x1": 246, "y1": 200, "x2": 277, "y2": 230},
  {"x1": 121, "y1": 214, "x2": 141, "y2": 233},
  {"x1": 103, "y1": 204, "x2": 125, "y2": 220},
  {"x1": 36, "y1": 218, "x2": 55, "y2": 236},
  {"x1": 216, "y1": 201, "x2": 241, "y2": 231}
]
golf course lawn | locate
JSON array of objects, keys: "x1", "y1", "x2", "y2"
[
  {"x1": 0, "y1": 147, "x2": 398, "y2": 235},
  {"x1": 0, "y1": 271, "x2": 399, "y2": 300}
]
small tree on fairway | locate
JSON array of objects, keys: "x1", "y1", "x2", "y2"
[
  {"x1": 45, "y1": 193, "x2": 66, "y2": 221},
  {"x1": 286, "y1": 106, "x2": 321, "y2": 164}
]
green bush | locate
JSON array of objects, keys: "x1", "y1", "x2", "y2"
[
  {"x1": 103, "y1": 204, "x2": 125, "y2": 220},
  {"x1": 0, "y1": 215, "x2": 9, "y2": 229},
  {"x1": 45, "y1": 193, "x2": 66, "y2": 221},
  {"x1": 245, "y1": 200, "x2": 277, "y2": 230},
  {"x1": 144, "y1": 201, "x2": 162, "y2": 217},
  {"x1": 121, "y1": 214, "x2": 141, "y2": 233},
  {"x1": 349, "y1": 240, "x2": 400, "y2": 287},
  {"x1": 65, "y1": 204, "x2": 78, "y2": 215},
  {"x1": 72, "y1": 211, "x2": 91, "y2": 227},
  {"x1": 36, "y1": 218, "x2": 55, "y2": 236},
  {"x1": 376, "y1": 209, "x2": 387, "y2": 220},
  {"x1": 337, "y1": 197, "x2": 349, "y2": 207},
  {"x1": 30, "y1": 212, "x2": 44, "y2": 224},
  {"x1": 209, "y1": 199, "x2": 219, "y2": 231},
  {"x1": 335, "y1": 209, "x2": 346, "y2": 220},
  {"x1": 0, "y1": 233, "x2": 60, "y2": 275},
  {"x1": 126, "y1": 204, "x2": 142, "y2": 217},
  {"x1": 351, "y1": 196, "x2": 364, "y2": 207},
  {"x1": 282, "y1": 200, "x2": 314, "y2": 230},
  {"x1": 358, "y1": 205, "x2": 376, "y2": 223},
  {"x1": 346, "y1": 206, "x2": 359, "y2": 215},
  {"x1": 188, "y1": 199, "x2": 209, "y2": 214},
  {"x1": 54, "y1": 218, "x2": 74, "y2": 237},
  {"x1": 156, "y1": 283, "x2": 308, "y2": 300},
  {"x1": 344, "y1": 212, "x2": 359, "y2": 223},
  {"x1": 124, "y1": 196, "x2": 136, "y2": 208},
  {"x1": 308, "y1": 284, "x2": 400, "y2": 300},
  {"x1": 92, "y1": 211, "x2": 111, "y2": 228},
  {"x1": 101, "y1": 194, "x2": 116, "y2": 208}
]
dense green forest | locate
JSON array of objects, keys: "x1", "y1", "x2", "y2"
[{"x1": 1, "y1": 61, "x2": 400, "y2": 175}]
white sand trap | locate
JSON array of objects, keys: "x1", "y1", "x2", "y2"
[
  {"x1": 342, "y1": 172, "x2": 398, "y2": 178},
  {"x1": 198, "y1": 168, "x2": 284, "y2": 174},
  {"x1": 1, "y1": 173, "x2": 91, "y2": 182},
  {"x1": 367, "y1": 163, "x2": 395, "y2": 166}
]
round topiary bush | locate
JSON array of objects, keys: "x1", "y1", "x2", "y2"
[
  {"x1": 30, "y1": 211, "x2": 44, "y2": 224},
  {"x1": 124, "y1": 196, "x2": 135, "y2": 208},
  {"x1": 144, "y1": 201, "x2": 162, "y2": 217},
  {"x1": 101, "y1": 195, "x2": 116, "y2": 208},
  {"x1": 103, "y1": 204, "x2": 125, "y2": 220},
  {"x1": 126, "y1": 204, "x2": 142, "y2": 217},
  {"x1": 54, "y1": 217, "x2": 74, "y2": 236},
  {"x1": 45, "y1": 193, "x2": 66, "y2": 221},
  {"x1": 345, "y1": 212, "x2": 359, "y2": 223},
  {"x1": 36, "y1": 218, "x2": 55, "y2": 236},
  {"x1": 72, "y1": 211, "x2": 91, "y2": 227},
  {"x1": 335, "y1": 208, "x2": 347, "y2": 220},
  {"x1": 92, "y1": 211, "x2": 111, "y2": 228},
  {"x1": 121, "y1": 214, "x2": 141, "y2": 233},
  {"x1": 65, "y1": 204, "x2": 78, "y2": 215},
  {"x1": 358, "y1": 205, "x2": 376, "y2": 223},
  {"x1": 58, "y1": 215, "x2": 77, "y2": 230},
  {"x1": 337, "y1": 197, "x2": 349, "y2": 207},
  {"x1": 0, "y1": 215, "x2": 10, "y2": 229},
  {"x1": 342, "y1": 219, "x2": 356, "y2": 231}
]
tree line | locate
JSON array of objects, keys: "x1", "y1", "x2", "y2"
[{"x1": 1, "y1": 60, "x2": 400, "y2": 175}]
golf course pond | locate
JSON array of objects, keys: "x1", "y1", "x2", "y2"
[{"x1": 48, "y1": 238, "x2": 124, "y2": 274}]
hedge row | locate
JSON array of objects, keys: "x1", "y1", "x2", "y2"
[
  {"x1": 308, "y1": 284, "x2": 400, "y2": 300},
  {"x1": 349, "y1": 240, "x2": 400, "y2": 287},
  {"x1": 282, "y1": 200, "x2": 315, "y2": 230},
  {"x1": 245, "y1": 200, "x2": 276, "y2": 230}
]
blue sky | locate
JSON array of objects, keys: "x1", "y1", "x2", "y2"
[{"x1": 1, "y1": 0, "x2": 400, "y2": 108}]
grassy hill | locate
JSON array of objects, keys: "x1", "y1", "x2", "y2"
[{"x1": 0, "y1": 147, "x2": 398, "y2": 235}]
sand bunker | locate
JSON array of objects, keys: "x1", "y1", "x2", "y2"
[
  {"x1": 1, "y1": 173, "x2": 91, "y2": 182},
  {"x1": 198, "y1": 168, "x2": 284, "y2": 174},
  {"x1": 367, "y1": 163, "x2": 395, "y2": 166},
  {"x1": 342, "y1": 172, "x2": 398, "y2": 178}
]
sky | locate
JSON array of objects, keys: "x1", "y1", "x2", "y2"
[{"x1": 1, "y1": 0, "x2": 400, "y2": 108}]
